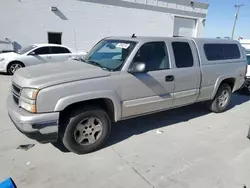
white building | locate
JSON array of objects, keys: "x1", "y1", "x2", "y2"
[{"x1": 0, "y1": 0, "x2": 208, "y2": 52}]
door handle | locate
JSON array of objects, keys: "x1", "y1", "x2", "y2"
[
  {"x1": 165, "y1": 75, "x2": 174, "y2": 82},
  {"x1": 47, "y1": 56, "x2": 51, "y2": 59}
]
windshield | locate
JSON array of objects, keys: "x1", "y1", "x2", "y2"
[
  {"x1": 247, "y1": 55, "x2": 250, "y2": 65},
  {"x1": 84, "y1": 39, "x2": 136, "y2": 71},
  {"x1": 18, "y1": 45, "x2": 37, "y2": 55}
]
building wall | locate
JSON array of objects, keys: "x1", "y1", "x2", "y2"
[{"x1": 0, "y1": 0, "x2": 208, "y2": 52}]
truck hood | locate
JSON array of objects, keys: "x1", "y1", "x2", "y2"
[{"x1": 12, "y1": 60, "x2": 111, "y2": 88}]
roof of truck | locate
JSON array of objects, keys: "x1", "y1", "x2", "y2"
[{"x1": 106, "y1": 36, "x2": 240, "y2": 44}]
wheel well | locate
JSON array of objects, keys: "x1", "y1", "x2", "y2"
[
  {"x1": 7, "y1": 61, "x2": 25, "y2": 69},
  {"x1": 220, "y1": 78, "x2": 236, "y2": 90},
  {"x1": 59, "y1": 98, "x2": 115, "y2": 127}
]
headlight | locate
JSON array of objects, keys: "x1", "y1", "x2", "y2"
[
  {"x1": 19, "y1": 88, "x2": 39, "y2": 113},
  {"x1": 21, "y1": 88, "x2": 39, "y2": 100},
  {"x1": 0, "y1": 58, "x2": 5, "y2": 62}
]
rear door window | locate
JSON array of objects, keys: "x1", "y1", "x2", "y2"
[
  {"x1": 172, "y1": 42, "x2": 194, "y2": 68},
  {"x1": 51, "y1": 47, "x2": 71, "y2": 54}
]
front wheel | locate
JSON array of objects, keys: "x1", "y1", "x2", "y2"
[
  {"x1": 7, "y1": 62, "x2": 24, "y2": 75},
  {"x1": 206, "y1": 84, "x2": 232, "y2": 113},
  {"x1": 61, "y1": 106, "x2": 111, "y2": 154}
]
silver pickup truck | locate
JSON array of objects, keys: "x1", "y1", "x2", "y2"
[{"x1": 7, "y1": 36, "x2": 247, "y2": 154}]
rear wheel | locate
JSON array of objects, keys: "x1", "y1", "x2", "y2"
[
  {"x1": 7, "y1": 62, "x2": 24, "y2": 75},
  {"x1": 207, "y1": 84, "x2": 232, "y2": 113},
  {"x1": 61, "y1": 106, "x2": 111, "y2": 154}
]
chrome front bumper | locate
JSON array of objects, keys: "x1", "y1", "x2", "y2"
[{"x1": 7, "y1": 95, "x2": 59, "y2": 143}]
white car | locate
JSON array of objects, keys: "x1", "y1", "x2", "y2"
[
  {"x1": 245, "y1": 53, "x2": 250, "y2": 84},
  {"x1": 0, "y1": 44, "x2": 86, "y2": 75},
  {"x1": 239, "y1": 53, "x2": 250, "y2": 93}
]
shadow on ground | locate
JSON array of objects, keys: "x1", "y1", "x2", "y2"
[
  {"x1": 52, "y1": 94, "x2": 250, "y2": 153},
  {"x1": 0, "y1": 73, "x2": 10, "y2": 76},
  {"x1": 107, "y1": 94, "x2": 250, "y2": 147}
]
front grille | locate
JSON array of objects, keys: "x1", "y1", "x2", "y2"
[
  {"x1": 12, "y1": 83, "x2": 21, "y2": 105},
  {"x1": 12, "y1": 84, "x2": 21, "y2": 96},
  {"x1": 13, "y1": 95, "x2": 19, "y2": 104}
]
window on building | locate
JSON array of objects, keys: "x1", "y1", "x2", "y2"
[
  {"x1": 172, "y1": 42, "x2": 194, "y2": 68},
  {"x1": 204, "y1": 44, "x2": 241, "y2": 61},
  {"x1": 51, "y1": 47, "x2": 71, "y2": 54},
  {"x1": 33, "y1": 47, "x2": 50, "y2": 55},
  {"x1": 48, "y1": 32, "x2": 62, "y2": 45},
  {"x1": 133, "y1": 42, "x2": 170, "y2": 71}
]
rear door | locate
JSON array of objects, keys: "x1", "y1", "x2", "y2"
[
  {"x1": 166, "y1": 38, "x2": 201, "y2": 107},
  {"x1": 48, "y1": 46, "x2": 72, "y2": 63}
]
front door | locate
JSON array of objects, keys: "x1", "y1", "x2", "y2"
[
  {"x1": 121, "y1": 42, "x2": 175, "y2": 118},
  {"x1": 24, "y1": 46, "x2": 51, "y2": 66}
]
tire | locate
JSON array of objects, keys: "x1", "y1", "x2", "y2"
[
  {"x1": 207, "y1": 84, "x2": 232, "y2": 113},
  {"x1": 7, "y1": 62, "x2": 24, "y2": 75},
  {"x1": 61, "y1": 106, "x2": 111, "y2": 154}
]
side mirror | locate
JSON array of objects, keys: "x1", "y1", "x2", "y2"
[
  {"x1": 129, "y1": 62, "x2": 146, "y2": 73},
  {"x1": 28, "y1": 51, "x2": 36, "y2": 55}
]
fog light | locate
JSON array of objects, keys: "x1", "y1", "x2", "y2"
[{"x1": 19, "y1": 100, "x2": 36, "y2": 113}]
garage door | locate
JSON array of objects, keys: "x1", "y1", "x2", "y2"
[{"x1": 173, "y1": 17, "x2": 197, "y2": 37}]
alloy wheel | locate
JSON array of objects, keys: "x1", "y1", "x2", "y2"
[{"x1": 74, "y1": 117, "x2": 103, "y2": 145}]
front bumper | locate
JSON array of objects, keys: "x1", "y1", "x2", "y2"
[
  {"x1": 7, "y1": 95, "x2": 59, "y2": 143},
  {"x1": 0, "y1": 61, "x2": 6, "y2": 72}
]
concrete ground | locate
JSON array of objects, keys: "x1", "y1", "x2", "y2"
[{"x1": 0, "y1": 74, "x2": 250, "y2": 188}]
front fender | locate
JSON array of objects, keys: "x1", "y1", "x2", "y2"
[
  {"x1": 54, "y1": 90, "x2": 122, "y2": 122},
  {"x1": 2, "y1": 59, "x2": 11, "y2": 72},
  {"x1": 3, "y1": 58, "x2": 22, "y2": 71}
]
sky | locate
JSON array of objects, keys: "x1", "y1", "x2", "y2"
[{"x1": 202, "y1": 0, "x2": 250, "y2": 39}]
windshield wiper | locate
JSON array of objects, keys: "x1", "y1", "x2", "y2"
[
  {"x1": 87, "y1": 60, "x2": 112, "y2": 71},
  {"x1": 72, "y1": 57, "x2": 86, "y2": 62}
]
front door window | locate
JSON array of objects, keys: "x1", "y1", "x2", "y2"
[
  {"x1": 33, "y1": 47, "x2": 50, "y2": 55},
  {"x1": 132, "y1": 42, "x2": 170, "y2": 71}
]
